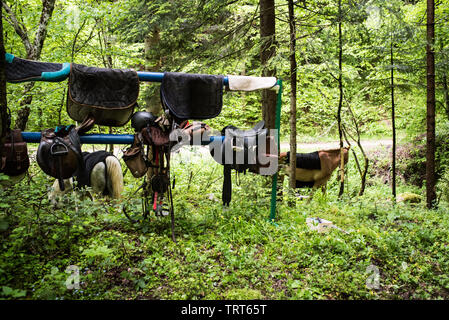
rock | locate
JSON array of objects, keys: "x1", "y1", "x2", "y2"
[{"x1": 396, "y1": 192, "x2": 422, "y2": 203}]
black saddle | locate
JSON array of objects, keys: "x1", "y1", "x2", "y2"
[{"x1": 210, "y1": 120, "x2": 268, "y2": 206}]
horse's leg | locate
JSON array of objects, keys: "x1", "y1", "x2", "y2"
[
  {"x1": 49, "y1": 178, "x2": 73, "y2": 207},
  {"x1": 307, "y1": 187, "x2": 316, "y2": 204},
  {"x1": 310, "y1": 176, "x2": 330, "y2": 202}
]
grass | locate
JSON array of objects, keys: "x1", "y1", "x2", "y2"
[{"x1": 0, "y1": 146, "x2": 448, "y2": 300}]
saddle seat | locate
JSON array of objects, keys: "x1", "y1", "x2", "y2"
[
  {"x1": 219, "y1": 120, "x2": 267, "y2": 168},
  {"x1": 223, "y1": 120, "x2": 266, "y2": 138}
]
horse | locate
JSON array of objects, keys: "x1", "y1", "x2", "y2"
[
  {"x1": 49, "y1": 151, "x2": 124, "y2": 206},
  {"x1": 278, "y1": 147, "x2": 350, "y2": 201}
]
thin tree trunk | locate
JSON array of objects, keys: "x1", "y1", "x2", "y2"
[
  {"x1": 426, "y1": 0, "x2": 437, "y2": 209},
  {"x1": 144, "y1": 27, "x2": 162, "y2": 115},
  {"x1": 97, "y1": 23, "x2": 115, "y2": 153},
  {"x1": 1, "y1": 1, "x2": 8, "y2": 141},
  {"x1": 391, "y1": 34, "x2": 396, "y2": 199},
  {"x1": 337, "y1": 0, "x2": 345, "y2": 197},
  {"x1": 287, "y1": 0, "x2": 297, "y2": 190},
  {"x1": 260, "y1": 0, "x2": 277, "y2": 129}
]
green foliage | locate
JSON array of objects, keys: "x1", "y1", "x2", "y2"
[
  {"x1": 2, "y1": 0, "x2": 449, "y2": 301},
  {"x1": 1, "y1": 149, "x2": 449, "y2": 300}
]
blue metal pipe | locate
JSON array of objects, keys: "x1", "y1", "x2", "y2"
[
  {"x1": 5, "y1": 54, "x2": 229, "y2": 84},
  {"x1": 21, "y1": 132, "x2": 135, "y2": 144},
  {"x1": 136, "y1": 72, "x2": 229, "y2": 85},
  {"x1": 21, "y1": 132, "x2": 224, "y2": 145}
]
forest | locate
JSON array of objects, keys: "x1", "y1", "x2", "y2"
[{"x1": 0, "y1": 0, "x2": 449, "y2": 301}]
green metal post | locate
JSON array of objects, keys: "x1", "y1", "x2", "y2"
[{"x1": 269, "y1": 79, "x2": 283, "y2": 222}]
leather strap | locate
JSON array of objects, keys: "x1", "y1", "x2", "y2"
[{"x1": 223, "y1": 165, "x2": 232, "y2": 206}]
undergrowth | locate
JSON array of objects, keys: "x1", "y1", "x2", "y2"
[{"x1": 0, "y1": 146, "x2": 448, "y2": 300}]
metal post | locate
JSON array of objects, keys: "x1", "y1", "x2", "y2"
[{"x1": 269, "y1": 79, "x2": 282, "y2": 222}]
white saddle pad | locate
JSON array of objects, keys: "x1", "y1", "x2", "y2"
[{"x1": 227, "y1": 75, "x2": 277, "y2": 91}]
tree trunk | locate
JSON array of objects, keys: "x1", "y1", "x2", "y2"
[
  {"x1": 1, "y1": 1, "x2": 8, "y2": 141},
  {"x1": 2, "y1": 0, "x2": 56, "y2": 131},
  {"x1": 144, "y1": 27, "x2": 162, "y2": 116},
  {"x1": 260, "y1": 0, "x2": 277, "y2": 129},
  {"x1": 287, "y1": 0, "x2": 297, "y2": 190},
  {"x1": 426, "y1": 0, "x2": 436, "y2": 209},
  {"x1": 337, "y1": 0, "x2": 345, "y2": 198},
  {"x1": 391, "y1": 35, "x2": 396, "y2": 199},
  {"x1": 443, "y1": 72, "x2": 449, "y2": 120}
]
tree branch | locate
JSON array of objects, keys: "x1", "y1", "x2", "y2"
[
  {"x1": 31, "y1": 0, "x2": 57, "y2": 60},
  {"x1": 2, "y1": 1, "x2": 32, "y2": 56}
]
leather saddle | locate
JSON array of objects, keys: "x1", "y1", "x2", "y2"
[
  {"x1": 36, "y1": 117, "x2": 94, "y2": 191},
  {"x1": 210, "y1": 120, "x2": 268, "y2": 206}
]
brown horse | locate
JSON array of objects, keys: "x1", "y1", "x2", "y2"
[{"x1": 278, "y1": 147, "x2": 349, "y2": 200}]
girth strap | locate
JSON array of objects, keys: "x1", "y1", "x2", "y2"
[{"x1": 223, "y1": 165, "x2": 232, "y2": 206}]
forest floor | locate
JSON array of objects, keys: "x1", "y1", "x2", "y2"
[{"x1": 2, "y1": 136, "x2": 449, "y2": 301}]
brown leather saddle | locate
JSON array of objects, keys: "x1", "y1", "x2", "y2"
[
  {"x1": 36, "y1": 117, "x2": 94, "y2": 191},
  {"x1": 0, "y1": 128, "x2": 30, "y2": 177}
]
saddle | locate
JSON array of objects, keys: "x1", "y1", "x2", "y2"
[
  {"x1": 74, "y1": 151, "x2": 114, "y2": 195},
  {"x1": 67, "y1": 63, "x2": 139, "y2": 127},
  {"x1": 36, "y1": 125, "x2": 84, "y2": 191},
  {"x1": 0, "y1": 108, "x2": 30, "y2": 178},
  {"x1": 210, "y1": 120, "x2": 268, "y2": 206},
  {"x1": 0, "y1": 128, "x2": 30, "y2": 177}
]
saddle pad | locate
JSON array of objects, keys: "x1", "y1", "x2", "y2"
[
  {"x1": 227, "y1": 75, "x2": 277, "y2": 91},
  {"x1": 160, "y1": 72, "x2": 224, "y2": 120},
  {"x1": 5, "y1": 55, "x2": 63, "y2": 83},
  {"x1": 67, "y1": 63, "x2": 139, "y2": 126},
  {"x1": 74, "y1": 151, "x2": 113, "y2": 193},
  {"x1": 287, "y1": 151, "x2": 321, "y2": 170}
]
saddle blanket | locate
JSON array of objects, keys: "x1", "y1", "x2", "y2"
[
  {"x1": 160, "y1": 72, "x2": 224, "y2": 121},
  {"x1": 286, "y1": 151, "x2": 321, "y2": 170},
  {"x1": 74, "y1": 151, "x2": 113, "y2": 195}
]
